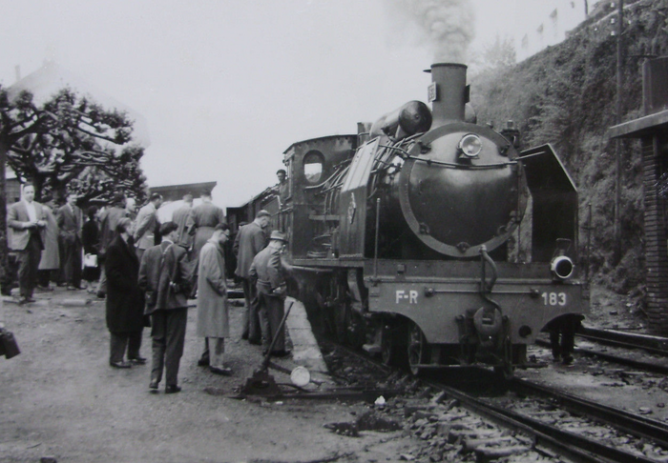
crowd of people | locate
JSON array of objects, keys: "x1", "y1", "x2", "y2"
[{"x1": 5, "y1": 183, "x2": 291, "y2": 394}]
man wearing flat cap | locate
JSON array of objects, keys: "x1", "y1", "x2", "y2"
[
  {"x1": 249, "y1": 230, "x2": 289, "y2": 357},
  {"x1": 232, "y1": 210, "x2": 270, "y2": 347}
]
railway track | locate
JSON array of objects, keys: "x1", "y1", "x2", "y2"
[
  {"x1": 535, "y1": 327, "x2": 668, "y2": 374},
  {"x1": 324, "y1": 340, "x2": 668, "y2": 462},
  {"x1": 578, "y1": 327, "x2": 668, "y2": 353}
]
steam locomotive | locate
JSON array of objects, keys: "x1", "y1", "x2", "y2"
[{"x1": 228, "y1": 63, "x2": 589, "y2": 375}]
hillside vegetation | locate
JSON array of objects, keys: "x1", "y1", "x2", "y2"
[{"x1": 471, "y1": 0, "x2": 668, "y2": 300}]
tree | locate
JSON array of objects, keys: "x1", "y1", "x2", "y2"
[
  {"x1": 0, "y1": 85, "x2": 148, "y2": 273},
  {"x1": 3, "y1": 87, "x2": 147, "y2": 201},
  {"x1": 469, "y1": 35, "x2": 517, "y2": 77}
]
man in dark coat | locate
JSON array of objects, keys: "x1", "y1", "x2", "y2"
[
  {"x1": 233, "y1": 210, "x2": 270, "y2": 343},
  {"x1": 7, "y1": 183, "x2": 47, "y2": 304},
  {"x1": 249, "y1": 230, "x2": 289, "y2": 357},
  {"x1": 57, "y1": 193, "x2": 84, "y2": 290},
  {"x1": 139, "y1": 221, "x2": 192, "y2": 394},
  {"x1": 105, "y1": 218, "x2": 146, "y2": 369},
  {"x1": 96, "y1": 192, "x2": 129, "y2": 298}
]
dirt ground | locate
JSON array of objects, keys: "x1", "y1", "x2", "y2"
[
  {"x1": 0, "y1": 288, "x2": 418, "y2": 463},
  {"x1": 0, "y1": 283, "x2": 662, "y2": 463}
]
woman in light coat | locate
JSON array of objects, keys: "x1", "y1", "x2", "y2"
[
  {"x1": 38, "y1": 197, "x2": 60, "y2": 289},
  {"x1": 196, "y1": 223, "x2": 231, "y2": 375}
]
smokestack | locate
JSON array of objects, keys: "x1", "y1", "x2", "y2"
[
  {"x1": 14, "y1": 65, "x2": 21, "y2": 82},
  {"x1": 428, "y1": 63, "x2": 467, "y2": 126}
]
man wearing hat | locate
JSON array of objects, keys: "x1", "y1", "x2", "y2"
[
  {"x1": 249, "y1": 230, "x2": 289, "y2": 357},
  {"x1": 232, "y1": 210, "x2": 270, "y2": 346}
]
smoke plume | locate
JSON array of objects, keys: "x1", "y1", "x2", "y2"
[{"x1": 386, "y1": 0, "x2": 476, "y2": 63}]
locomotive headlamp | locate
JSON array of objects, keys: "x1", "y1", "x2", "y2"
[
  {"x1": 550, "y1": 256, "x2": 574, "y2": 280},
  {"x1": 458, "y1": 134, "x2": 483, "y2": 158}
]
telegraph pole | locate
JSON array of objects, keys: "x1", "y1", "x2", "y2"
[{"x1": 614, "y1": 0, "x2": 624, "y2": 264}]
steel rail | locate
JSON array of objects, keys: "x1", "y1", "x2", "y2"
[
  {"x1": 423, "y1": 378, "x2": 655, "y2": 463},
  {"x1": 536, "y1": 339, "x2": 668, "y2": 375},
  {"x1": 511, "y1": 377, "x2": 668, "y2": 449},
  {"x1": 578, "y1": 327, "x2": 668, "y2": 355}
]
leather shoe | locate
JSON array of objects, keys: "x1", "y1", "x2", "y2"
[
  {"x1": 209, "y1": 366, "x2": 233, "y2": 376},
  {"x1": 109, "y1": 360, "x2": 132, "y2": 369},
  {"x1": 129, "y1": 356, "x2": 147, "y2": 365},
  {"x1": 197, "y1": 357, "x2": 209, "y2": 367},
  {"x1": 165, "y1": 384, "x2": 181, "y2": 394},
  {"x1": 149, "y1": 380, "x2": 159, "y2": 393},
  {"x1": 271, "y1": 350, "x2": 291, "y2": 358},
  {"x1": 248, "y1": 338, "x2": 261, "y2": 346}
]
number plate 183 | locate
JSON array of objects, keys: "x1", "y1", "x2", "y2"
[{"x1": 542, "y1": 292, "x2": 567, "y2": 306}]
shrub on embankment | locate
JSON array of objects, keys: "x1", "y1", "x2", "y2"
[{"x1": 470, "y1": 0, "x2": 668, "y2": 298}]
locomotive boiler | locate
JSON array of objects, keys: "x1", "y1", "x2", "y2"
[{"x1": 230, "y1": 63, "x2": 588, "y2": 375}]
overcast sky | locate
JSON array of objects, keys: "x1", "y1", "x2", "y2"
[{"x1": 0, "y1": 0, "x2": 530, "y2": 209}]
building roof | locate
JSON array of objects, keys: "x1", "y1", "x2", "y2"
[{"x1": 608, "y1": 110, "x2": 668, "y2": 139}]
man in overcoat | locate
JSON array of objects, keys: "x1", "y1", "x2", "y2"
[
  {"x1": 196, "y1": 223, "x2": 232, "y2": 375},
  {"x1": 139, "y1": 221, "x2": 192, "y2": 394},
  {"x1": 172, "y1": 193, "x2": 194, "y2": 249},
  {"x1": 57, "y1": 193, "x2": 84, "y2": 290},
  {"x1": 96, "y1": 192, "x2": 129, "y2": 298},
  {"x1": 7, "y1": 183, "x2": 47, "y2": 304},
  {"x1": 186, "y1": 190, "x2": 224, "y2": 260},
  {"x1": 134, "y1": 193, "x2": 163, "y2": 261},
  {"x1": 105, "y1": 218, "x2": 146, "y2": 369},
  {"x1": 249, "y1": 230, "x2": 289, "y2": 357},
  {"x1": 233, "y1": 210, "x2": 270, "y2": 343}
]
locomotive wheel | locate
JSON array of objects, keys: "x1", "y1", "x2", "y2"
[{"x1": 407, "y1": 322, "x2": 428, "y2": 376}]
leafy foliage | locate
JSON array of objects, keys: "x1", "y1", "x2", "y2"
[
  {"x1": 0, "y1": 87, "x2": 147, "y2": 203},
  {"x1": 471, "y1": 0, "x2": 665, "y2": 295}
]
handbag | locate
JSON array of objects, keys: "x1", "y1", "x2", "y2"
[{"x1": 0, "y1": 328, "x2": 21, "y2": 359}]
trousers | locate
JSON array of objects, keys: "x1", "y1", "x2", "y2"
[
  {"x1": 61, "y1": 238, "x2": 82, "y2": 287},
  {"x1": 150, "y1": 308, "x2": 188, "y2": 386},
  {"x1": 17, "y1": 233, "x2": 42, "y2": 299},
  {"x1": 257, "y1": 290, "x2": 285, "y2": 352},
  {"x1": 240, "y1": 277, "x2": 263, "y2": 342},
  {"x1": 109, "y1": 330, "x2": 143, "y2": 363},
  {"x1": 201, "y1": 337, "x2": 226, "y2": 369}
]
